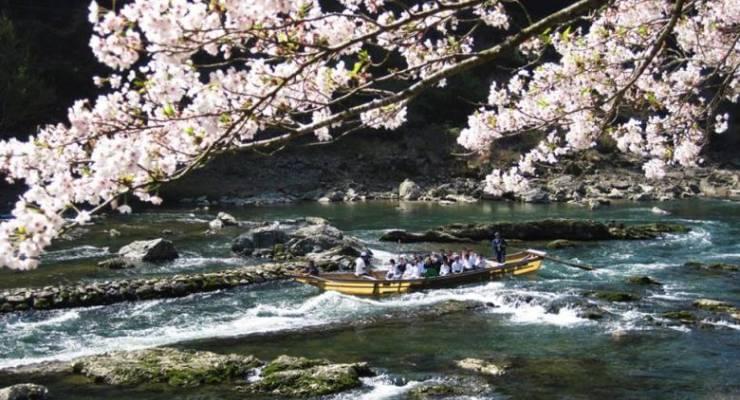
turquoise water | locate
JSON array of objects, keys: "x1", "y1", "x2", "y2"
[{"x1": 0, "y1": 199, "x2": 738, "y2": 399}]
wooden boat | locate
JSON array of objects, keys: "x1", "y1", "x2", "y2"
[{"x1": 291, "y1": 249, "x2": 545, "y2": 296}]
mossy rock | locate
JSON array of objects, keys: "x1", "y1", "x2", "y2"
[
  {"x1": 626, "y1": 276, "x2": 661, "y2": 286},
  {"x1": 546, "y1": 239, "x2": 577, "y2": 249},
  {"x1": 693, "y1": 299, "x2": 736, "y2": 313},
  {"x1": 684, "y1": 261, "x2": 739, "y2": 272},
  {"x1": 253, "y1": 355, "x2": 373, "y2": 397},
  {"x1": 661, "y1": 311, "x2": 697, "y2": 321},
  {"x1": 409, "y1": 383, "x2": 465, "y2": 399},
  {"x1": 591, "y1": 291, "x2": 640, "y2": 302},
  {"x1": 72, "y1": 347, "x2": 262, "y2": 387}
]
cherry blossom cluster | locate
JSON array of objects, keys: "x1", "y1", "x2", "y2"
[
  {"x1": 458, "y1": 0, "x2": 739, "y2": 195},
  {"x1": 0, "y1": 0, "x2": 737, "y2": 269}
]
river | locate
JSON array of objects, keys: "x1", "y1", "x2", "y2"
[{"x1": 0, "y1": 199, "x2": 738, "y2": 399}]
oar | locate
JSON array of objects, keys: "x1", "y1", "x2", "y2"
[{"x1": 512, "y1": 246, "x2": 595, "y2": 271}]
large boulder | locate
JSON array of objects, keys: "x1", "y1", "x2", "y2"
[
  {"x1": 399, "y1": 179, "x2": 422, "y2": 200},
  {"x1": 72, "y1": 348, "x2": 262, "y2": 387},
  {"x1": 251, "y1": 355, "x2": 373, "y2": 397},
  {"x1": 117, "y1": 238, "x2": 178, "y2": 262},
  {"x1": 0, "y1": 384, "x2": 48, "y2": 400},
  {"x1": 232, "y1": 218, "x2": 364, "y2": 259}
]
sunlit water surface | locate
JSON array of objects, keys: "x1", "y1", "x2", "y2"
[{"x1": 0, "y1": 200, "x2": 738, "y2": 399}]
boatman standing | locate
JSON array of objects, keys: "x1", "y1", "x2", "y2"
[
  {"x1": 491, "y1": 232, "x2": 507, "y2": 264},
  {"x1": 354, "y1": 251, "x2": 372, "y2": 277}
]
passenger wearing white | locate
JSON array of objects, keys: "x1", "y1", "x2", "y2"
[
  {"x1": 471, "y1": 252, "x2": 483, "y2": 269},
  {"x1": 403, "y1": 261, "x2": 420, "y2": 279},
  {"x1": 416, "y1": 257, "x2": 426, "y2": 276},
  {"x1": 463, "y1": 254, "x2": 474, "y2": 271},
  {"x1": 439, "y1": 263, "x2": 451, "y2": 276},
  {"x1": 451, "y1": 254, "x2": 464, "y2": 274},
  {"x1": 354, "y1": 252, "x2": 371, "y2": 277}
]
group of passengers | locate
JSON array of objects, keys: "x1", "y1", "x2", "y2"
[{"x1": 384, "y1": 250, "x2": 485, "y2": 280}]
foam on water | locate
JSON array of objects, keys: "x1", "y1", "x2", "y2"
[
  {"x1": 351, "y1": 375, "x2": 424, "y2": 400},
  {"x1": 42, "y1": 245, "x2": 110, "y2": 262},
  {"x1": 0, "y1": 280, "x2": 595, "y2": 369}
]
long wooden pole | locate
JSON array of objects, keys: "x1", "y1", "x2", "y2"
[{"x1": 514, "y1": 247, "x2": 595, "y2": 271}]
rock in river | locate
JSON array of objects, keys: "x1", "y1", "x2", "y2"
[
  {"x1": 231, "y1": 218, "x2": 364, "y2": 258},
  {"x1": 117, "y1": 238, "x2": 179, "y2": 262},
  {"x1": 72, "y1": 347, "x2": 262, "y2": 387},
  {"x1": 380, "y1": 219, "x2": 689, "y2": 243},
  {"x1": 399, "y1": 179, "x2": 423, "y2": 200},
  {"x1": 455, "y1": 358, "x2": 509, "y2": 376},
  {"x1": 0, "y1": 384, "x2": 48, "y2": 400},
  {"x1": 249, "y1": 355, "x2": 374, "y2": 397}
]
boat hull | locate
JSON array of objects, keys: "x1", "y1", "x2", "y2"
[{"x1": 292, "y1": 251, "x2": 544, "y2": 296}]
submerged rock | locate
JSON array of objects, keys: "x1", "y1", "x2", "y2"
[
  {"x1": 118, "y1": 238, "x2": 179, "y2": 262},
  {"x1": 455, "y1": 357, "x2": 509, "y2": 376},
  {"x1": 661, "y1": 310, "x2": 697, "y2": 322},
  {"x1": 684, "y1": 261, "x2": 739, "y2": 272},
  {"x1": 626, "y1": 276, "x2": 662, "y2": 286},
  {"x1": 72, "y1": 347, "x2": 262, "y2": 387},
  {"x1": 693, "y1": 299, "x2": 736, "y2": 313},
  {"x1": 590, "y1": 291, "x2": 640, "y2": 302},
  {"x1": 97, "y1": 257, "x2": 136, "y2": 269},
  {"x1": 0, "y1": 383, "x2": 48, "y2": 400},
  {"x1": 546, "y1": 239, "x2": 577, "y2": 249},
  {"x1": 250, "y1": 355, "x2": 373, "y2": 397}
]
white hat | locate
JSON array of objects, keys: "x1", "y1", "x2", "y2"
[{"x1": 360, "y1": 251, "x2": 368, "y2": 257}]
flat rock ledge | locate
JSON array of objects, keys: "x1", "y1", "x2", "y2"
[
  {"x1": 0, "y1": 384, "x2": 48, "y2": 400},
  {"x1": 69, "y1": 348, "x2": 372, "y2": 397},
  {"x1": 0, "y1": 263, "x2": 298, "y2": 314},
  {"x1": 380, "y1": 219, "x2": 689, "y2": 243}
]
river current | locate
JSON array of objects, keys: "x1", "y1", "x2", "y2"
[{"x1": 0, "y1": 199, "x2": 738, "y2": 399}]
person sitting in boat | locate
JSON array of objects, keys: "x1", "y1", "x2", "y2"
[
  {"x1": 415, "y1": 256, "x2": 426, "y2": 277},
  {"x1": 403, "y1": 258, "x2": 420, "y2": 279},
  {"x1": 439, "y1": 261, "x2": 451, "y2": 276},
  {"x1": 451, "y1": 254, "x2": 464, "y2": 274},
  {"x1": 463, "y1": 252, "x2": 475, "y2": 271},
  {"x1": 302, "y1": 260, "x2": 319, "y2": 276},
  {"x1": 468, "y1": 252, "x2": 482, "y2": 269},
  {"x1": 424, "y1": 256, "x2": 439, "y2": 278},
  {"x1": 491, "y1": 232, "x2": 507, "y2": 264},
  {"x1": 386, "y1": 259, "x2": 399, "y2": 280},
  {"x1": 354, "y1": 251, "x2": 372, "y2": 277},
  {"x1": 396, "y1": 256, "x2": 408, "y2": 279}
]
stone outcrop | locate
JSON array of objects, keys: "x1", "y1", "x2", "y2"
[
  {"x1": 399, "y1": 179, "x2": 423, "y2": 200},
  {"x1": 118, "y1": 238, "x2": 179, "y2": 262},
  {"x1": 455, "y1": 358, "x2": 509, "y2": 376},
  {"x1": 627, "y1": 276, "x2": 662, "y2": 285},
  {"x1": 249, "y1": 355, "x2": 373, "y2": 397},
  {"x1": 380, "y1": 219, "x2": 689, "y2": 243},
  {"x1": 693, "y1": 299, "x2": 737, "y2": 313},
  {"x1": 67, "y1": 348, "x2": 372, "y2": 397},
  {"x1": 231, "y1": 218, "x2": 365, "y2": 259},
  {"x1": 588, "y1": 291, "x2": 640, "y2": 302},
  {"x1": 73, "y1": 348, "x2": 262, "y2": 387},
  {"x1": 0, "y1": 263, "x2": 295, "y2": 314},
  {"x1": 0, "y1": 384, "x2": 48, "y2": 400}
]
